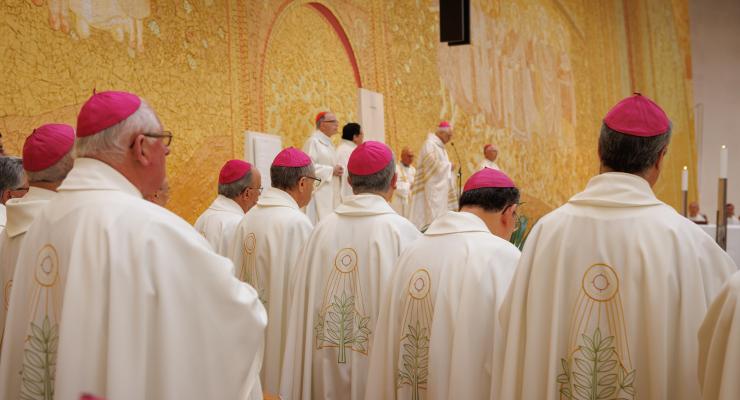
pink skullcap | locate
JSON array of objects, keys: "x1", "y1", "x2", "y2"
[
  {"x1": 23, "y1": 124, "x2": 75, "y2": 172},
  {"x1": 603, "y1": 93, "x2": 670, "y2": 137},
  {"x1": 484, "y1": 144, "x2": 493, "y2": 151},
  {"x1": 463, "y1": 168, "x2": 516, "y2": 192},
  {"x1": 315, "y1": 111, "x2": 327, "y2": 123},
  {"x1": 439, "y1": 121, "x2": 451, "y2": 128},
  {"x1": 219, "y1": 160, "x2": 252, "y2": 184},
  {"x1": 77, "y1": 91, "x2": 142, "y2": 137},
  {"x1": 348, "y1": 141, "x2": 393, "y2": 176},
  {"x1": 273, "y1": 147, "x2": 311, "y2": 167}
]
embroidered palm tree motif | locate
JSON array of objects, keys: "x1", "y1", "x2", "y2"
[
  {"x1": 397, "y1": 269, "x2": 433, "y2": 400},
  {"x1": 557, "y1": 263, "x2": 636, "y2": 400},
  {"x1": 20, "y1": 244, "x2": 62, "y2": 400},
  {"x1": 240, "y1": 233, "x2": 267, "y2": 307},
  {"x1": 314, "y1": 248, "x2": 370, "y2": 364}
]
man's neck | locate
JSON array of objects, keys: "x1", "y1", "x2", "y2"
[
  {"x1": 30, "y1": 181, "x2": 61, "y2": 192},
  {"x1": 401, "y1": 162, "x2": 411, "y2": 168}
]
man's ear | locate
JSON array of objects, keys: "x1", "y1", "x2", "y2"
[
  {"x1": 391, "y1": 173, "x2": 398, "y2": 190},
  {"x1": 132, "y1": 135, "x2": 153, "y2": 167},
  {"x1": 654, "y1": 146, "x2": 668, "y2": 172}
]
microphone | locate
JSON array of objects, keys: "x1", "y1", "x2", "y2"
[{"x1": 450, "y1": 142, "x2": 462, "y2": 200}]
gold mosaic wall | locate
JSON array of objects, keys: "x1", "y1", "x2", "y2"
[{"x1": 0, "y1": 0, "x2": 696, "y2": 223}]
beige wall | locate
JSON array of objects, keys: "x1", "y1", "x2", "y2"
[
  {"x1": 0, "y1": 0, "x2": 698, "y2": 223},
  {"x1": 691, "y1": 0, "x2": 740, "y2": 222}
]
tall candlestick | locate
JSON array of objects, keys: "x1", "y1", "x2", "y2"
[
  {"x1": 682, "y1": 166, "x2": 688, "y2": 191},
  {"x1": 720, "y1": 145, "x2": 728, "y2": 178}
]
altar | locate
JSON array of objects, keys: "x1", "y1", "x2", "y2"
[{"x1": 700, "y1": 225, "x2": 740, "y2": 267}]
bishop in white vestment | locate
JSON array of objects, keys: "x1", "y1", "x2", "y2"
[
  {"x1": 0, "y1": 91, "x2": 266, "y2": 400},
  {"x1": 228, "y1": 147, "x2": 316, "y2": 395},
  {"x1": 336, "y1": 122, "x2": 363, "y2": 203},
  {"x1": 409, "y1": 121, "x2": 457, "y2": 229},
  {"x1": 699, "y1": 271, "x2": 740, "y2": 400},
  {"x1": 366, "y1": 168, "x2": 521, "y2": 400},
  {"x1": 495, "y1": 94, "x2": 736, "y2": 400},
  {"x1": 478, "y1": 143, "x2": 501, "y2": 170},
  {"x1": 390, "y1": 147, "x2": 416, "y2": 218},
  {"x1": 0, "y1": 124, "x2": 74, "y2": 355},
  {"x1": 280, "y1": 141, "x2": 421, "y2": 400},
  {"x1": 304, "y1": 111, "x2": 343, "y2": 224},
  {"x1": 194, "y1": 159, "x2": 260, "y2": 256}
]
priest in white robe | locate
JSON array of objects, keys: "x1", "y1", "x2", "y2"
[
  {"x1": 409, "y1": 121, "x2": 457, "y2": 229},
  {"x1": 304, "y1": 111, "x2": 343, "y2": 224},
  {"x1": 228, "y1": 147, "x2": 316, "y2": 395},
  {"x1": 495, "y1": 94, "x2": 736, "y2": 400},
  {"x1": 390, "y1": 147, "x2": 416, "y2": 218},
  {"x1": 194, "y1": 159, "x2": 261, "y2": 256},
  {"x1": 0, "y1": 157, "x2": 27, "y2": 233},
  {"x1": 0, "y1": 124, "x2": 74, "y2": 353},
  {"x1": 698, "y1": 271, "x2": 740, "y2": 400},
  {"x1": 366, "y1": 168, "x2": 521, "y2": 400},
  {"x1": 280, "y1": 141, "x2": 421, "y2": 400},
  {"x1": 336, "y1": 122, "x2": 363, "y2": 203},
  {"x1": 478, "y1": 143, "x2": 501, "y2": 170},
  {"x1": 0, "y1": 91, "x2": 266, "y2": 400}
]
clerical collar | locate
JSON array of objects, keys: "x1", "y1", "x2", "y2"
[{"x1": 568, "y1": 172, "x2": 662, "y2": 208}]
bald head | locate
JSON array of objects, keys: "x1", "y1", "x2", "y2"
[
  {"x1": 484, "y1": 145, "x2": 499, "y2": 162},
  {"x1": 401, "y1": 147, "x2": 414, "y2": 167},
  {"x1": 689, "y1": 201, "x2": 700, "y2": 217}
]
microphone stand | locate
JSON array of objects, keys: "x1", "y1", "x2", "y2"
[{"x1": 450, "y1": 142, "x2": 462, "y2": 201}]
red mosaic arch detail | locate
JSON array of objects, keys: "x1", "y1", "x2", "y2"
[{"x1": 258, "y1": 0, "x2": 363, "y2": 130}]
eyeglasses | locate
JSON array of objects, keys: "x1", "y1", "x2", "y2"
[
  {"x1": 129, "y1": 131, "x2": 173, "y2": 148},
  {"x1": 322, "y1": 120, "x2": 338, "y2": 124},
  {"x1": 302, "y1": 176, "x2": 322, "y2": 189},
  {"x1": 246, "y1": 187, "x2": 263, "y2": 195}
]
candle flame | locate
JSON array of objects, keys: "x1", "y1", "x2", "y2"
[
  {"x1": 683, "y1": 165, "x2": 688, "y2": 170},
  {"x1": 723, "y1": 145, "x2": 727, "y2": 149}
]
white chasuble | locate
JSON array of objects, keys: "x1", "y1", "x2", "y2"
[
  {"x1": 228, "y1": 187, "x2": 313, "y2": 395},
  {"x1": 0, "y1": 158, "x2": 267, "y2": 400},
  {"x1": 279, "y1": 194, "x2": 421, "y2": 400},
  {"x1": 698, "y1": 271, "x2": 740, "y2": 400},
  {"x1": 390, "y1": 163, "x2": 416, "y2": 219},
  {"x1": 0, "y1": 204, "x2": 6, "y2": 231},
  {"x1": 478, "y1": 159, "x2": 500, "y2": 171},
  {"x1": 194, "y1": 194, "x2": 245, "y2": 257},
  {"x1": 336, "y1": 139, "x2": 357, "y2": 203},
  {"x1": 409, "y1": 134, "x2": 457, "y2": 230},
  {"x1": 366, "y1": 211, "x2": 520, "y2": 400},
  {"x1": 0, "y1": 187, "x2": 56, "y2": 353},
  {"x1": 303, "y1": 131, "x2": 340, "y2": 224},
  {"x1": 495, "y1": 173, "x2": 736, "y2": 400}
]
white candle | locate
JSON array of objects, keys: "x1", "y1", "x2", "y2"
[
  {"x1": 682, "y1": 166, "x2": 688, "y2": 191},
  {"x1": 720, "y1": 145, "x2": 728, "y2": 179}
]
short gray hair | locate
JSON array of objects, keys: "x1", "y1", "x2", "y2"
[
  {"x1": 271, "y1": 164, "x2": 314, "y2": 190},
  {"x1": 0, "y1": 157, "x2": 24, "y2": 192},
  {"x1": 349, "y1": 157, "x2": 396, "y2": 194},
  {"x1": 75, "y1": 100, "x2": 161, "y2": 163},
  {"x1": 218, "y1": 170, "x2": 252, "y2": 198},
  {"x1": 26, "y1": 150, "x2": 74, "y2": 183},
  {"x1": 598, "y1": 123, "x2": 672, "y2": 174}
]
